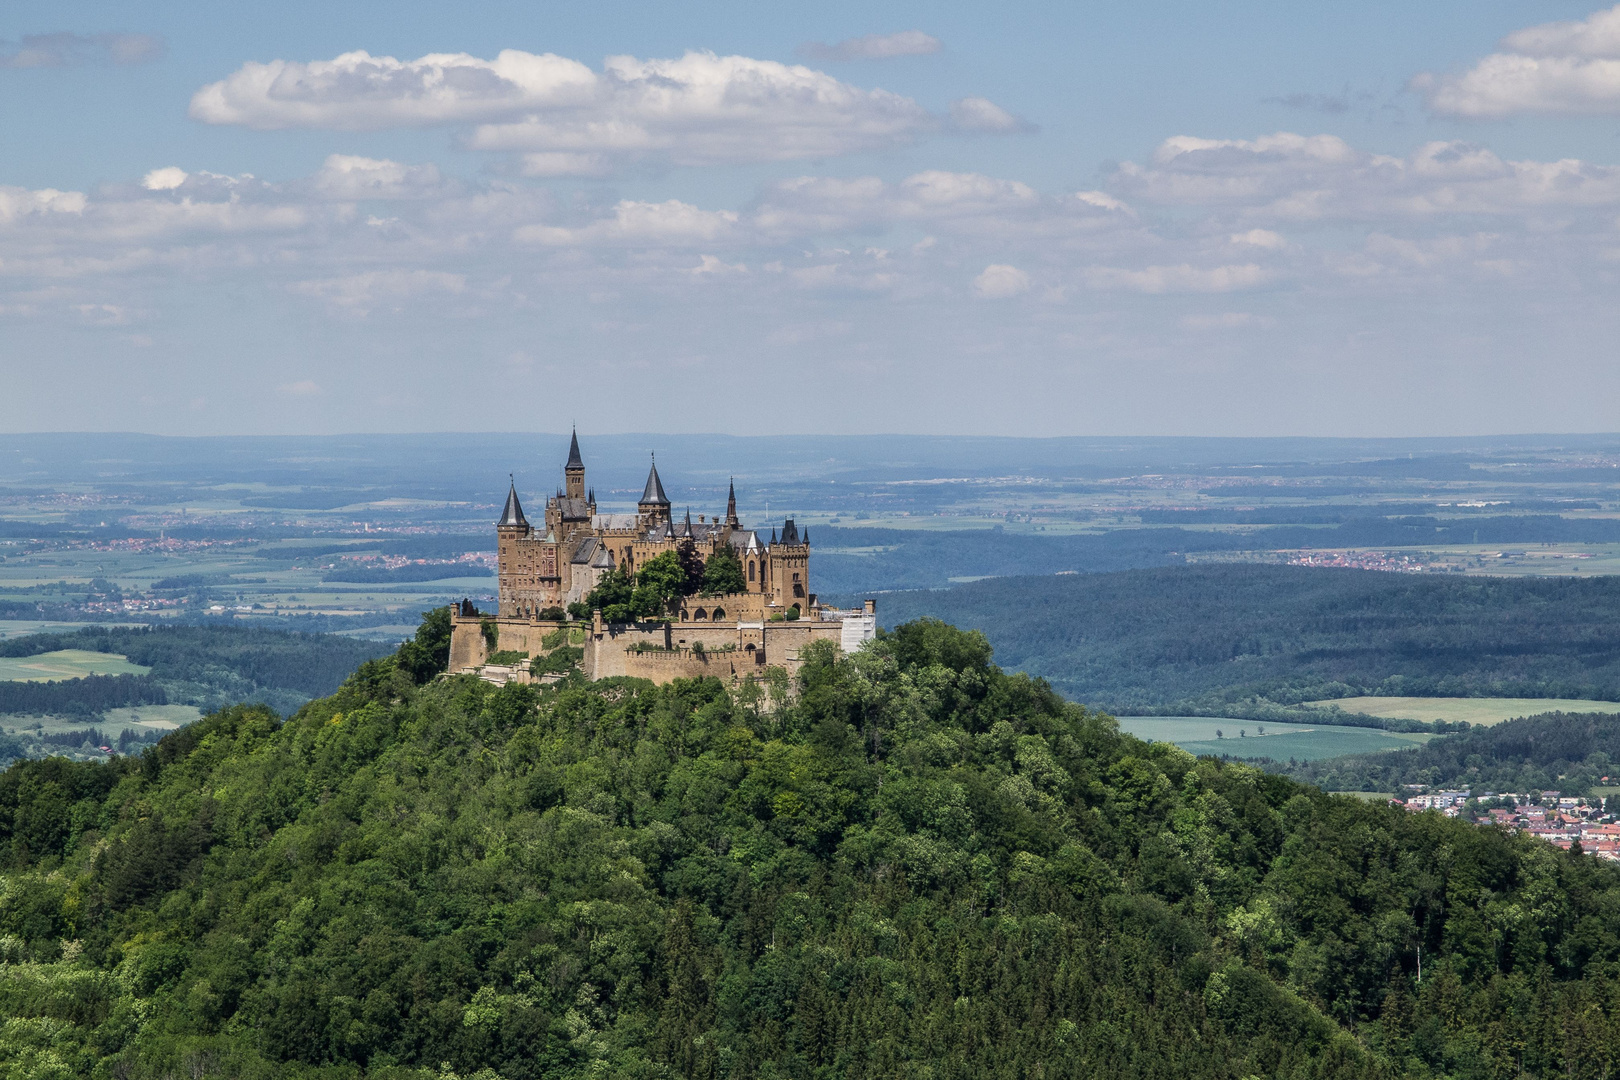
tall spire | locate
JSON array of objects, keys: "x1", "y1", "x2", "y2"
[
  {"x1": 679, "y1": 508, "x2": 693, "y2": 538},
  {"x1": 498, "y1": 475, "x2": 528, "y2": 529},
  {"x1": 566, "y1": 428, "x2": 584, "y2": 470},
  {"x1": 639, "y1": 454, "x2": 670, "y2": 507},
  {"x1": 725, "y1": 478, "x2": 739, "y2": 526}
]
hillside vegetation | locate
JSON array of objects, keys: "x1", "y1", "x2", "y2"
[
  {"x1": 873, "y1": 565, "x2": 1620, "y2": 712},
  {"x1": 2, "y1": 618, "x2": 1620, "y2": 1078}
]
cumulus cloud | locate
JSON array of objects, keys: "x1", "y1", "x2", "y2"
[
  {"x1": 1114, "y1": 131, "x2": 1620, "y2": 218},
  {"x1": 972, "y1": 264, "x2": 1031, "y2": 298},
  {"x1": 141, "y1": 167, "x2": 188, "y2": 191},
  {"x1": 948, "y1": 97, "x2": 1031, "y2": 133},
  {"x1": 0, "y1": 32, "x2": 164, "y2": 69},
  {"x1": 515, "y1": 199, "x2": 739, "y2": 246},
  {"x1": 308, "y1": 155, "x2": 446, "y2": 199},
  {"x1": 797, "y1": 31, "x2": 942, "y2": 62},
  {"x1": 1416, "y1": 5, "x2": 1620, "y2": 116},
  {"x1": 190, "y1": 48, "x2": 1019, "y2": 169}
]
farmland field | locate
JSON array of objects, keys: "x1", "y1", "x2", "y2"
[
  {"x1": 1313, "y1": 696, "x2": 1620, "y2": 727},
  {"x1": 1115, "y1": 716, "x2": 1432, "y2": 761},
  {"x1": 0, "y1": 649, "x2": 149, "y2": 682}
]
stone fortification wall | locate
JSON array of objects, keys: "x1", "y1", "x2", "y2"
[{"x1": 453, "y1": 600, "x2": 877, "y2": 686}]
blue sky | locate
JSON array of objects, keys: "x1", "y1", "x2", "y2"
[{"x1": 4, "y1": 1, "x2": 1620, "y2": 436}]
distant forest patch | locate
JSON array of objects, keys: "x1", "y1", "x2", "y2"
[
  {"x1": 322, "y1": 563, "x2": 492, "y2": 583},
  {"x1": 0, "y1": 626, "x2": 391, "y2": 734},
  {"x1": 874, "y1": 564, "x2": 1620, "y2": 713}
]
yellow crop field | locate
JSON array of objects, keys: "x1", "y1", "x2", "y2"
[
  {"x1": 1311, "y1": 696, "x2": 1620, "y2": 727},
  {"x1": 0, "y1": 649, "x2": 150, "y2": 682}
]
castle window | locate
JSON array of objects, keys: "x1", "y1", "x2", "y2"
[
  {"x1": 711, "y1": 608, "x2": 724, "y2": 621},
  {"x1": 792, "y1": 572, "x2": 800, "y2": 582},
  {"x1": 748, "y1": 561, "x2": 755, "y2": 581},
  {"x1": 793, "y1": 584, "x2": 804, "y2": 598},
  {"x1": 694, "y1": 608, "x2": 707, "y2": 621}
]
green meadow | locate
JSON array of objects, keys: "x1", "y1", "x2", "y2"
[
  {"x1": 0, "y1": 648, "x2": 149, "y2": 682},
  {"x1": 1115, "y1": 715, "x2": 1432, "y2": 761},
  {"x1": 1315, "y1": 695, "x2": 1620, "y2": 727}
]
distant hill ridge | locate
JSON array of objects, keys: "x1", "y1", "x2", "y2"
[{"x1": 872, "y1": 564, "x2": 1620, "y2": 711}]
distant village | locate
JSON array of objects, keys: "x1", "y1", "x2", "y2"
[{"x1": 1393, "y1": 788, "x2": 1620, "y2": 861}]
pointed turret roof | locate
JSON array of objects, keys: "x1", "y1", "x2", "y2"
[
  {"x1": 725, "y1": 478, "x2": 738, "y2": 525},
  {"x1": 639, "y1": 456, "x2": 670, "y2": 506},
  {"x1": 498, "y1": 479, "x2": 528, "y2": 528},
  {"x1": 781, "y1": 519, "x2": 799, "y2": 545},
  {"x1": 770, "y1": 527, "x2": 777, "y2": 545},
  {"x1": 566, "y1": 428, "x2": 584, "y2": 470},
  {"x1": 679, "y1": 508, "x2": 693, "y2": 537}
]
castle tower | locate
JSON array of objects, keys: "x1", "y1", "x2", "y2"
[
  {"x1": 725, "y1": 479, "x2": 739, "y2": 528},
  {"x1": 768, "y1": 518, "x2": 811, "y2": 612},
  {"x1": 638, "y1": 456, "x2": 671, "y2": 525},
  {"x1": 496, "y1": 478, "x2": 531, "y2": 617},
  {"x1": 564, "y1": 428, "x2": 585, "y2": 500}
]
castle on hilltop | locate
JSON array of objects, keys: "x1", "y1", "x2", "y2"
[{"x1": 448, "y1": 432, "x2": 875, "y2": 685}]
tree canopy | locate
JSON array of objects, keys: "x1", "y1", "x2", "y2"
[
  {"x1": 700, "y1": 546, "x2": 746, "y2": 597},
  {"x1": 3, "y1": 615, "x2": 1620, "y2": 1078}
]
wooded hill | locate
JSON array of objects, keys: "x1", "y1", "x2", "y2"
[
  {"x1": 2, "y1": 615, "x2": 1620, "y2": 1078},
  {"x1": 873, "y1": 565, "x2": 1620, "y2": 714}
]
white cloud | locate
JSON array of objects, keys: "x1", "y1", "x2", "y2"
[
  {"x1": 141, "y1": 167, "x2": 189, "y2": 191},
  {"x1": 1086, "y1": 263, "x2": 1269, "y2": 293},
  {"x1": 309, "y1": 155, "x2": 445, "y2": 199},
  {"x1": 798, "y1": 31, "x2": 942, "y2": 61},
  {"x1": 515, "y1": 199, "x2": 738, "y2": 246},
  {"x1": 0, "y1": 32, "x2": 163, "y2": 69},
  {"x1": 190, "y1": 49, "x2": 598, "y2": 129},
  {"x1": 1115, "y1": 131, "x2": 1620, "y2": 218},
  {"x1": 1231, "y1": 229, "x2": 1285, "y2": 248},
  {"x1": 1416, "y1": 5, "x2": 1620, "y2": 116},
  {"x1": 949, "y1": 97, "x2": 1029, "y2": 132},
  {"x1": 190, "y1": 48, "x2": 1016, "y2": 169},
  {"x1": 973, "y1": 264, "x2": 1031, "y2": 298}
]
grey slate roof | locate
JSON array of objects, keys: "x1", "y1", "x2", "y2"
[
  {"x1": 553, "y1": 496, "x2": 591, "y2": 520},
  {"x1": 780, "y1": 519, "x2": 800, "y2": 545},
  {"x1": 499, "y1": 483, "x2": 528, "y2": 528},
  {"x1": 640, "y1": 460, "x2": 670, "y2": 506},
  {"x1": 566, "y1": 429, "x2": 584, "y2": 470},
  {"x1": 571, "y1": 537, "x2": 599, "y2": 564}
]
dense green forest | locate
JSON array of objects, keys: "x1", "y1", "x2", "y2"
[
  {"x1": 1271, "y1": 711, "x2": 1620, "y2": 796},
  {"x1": 873, "y1": 565, "x2": 1620, "y2": 712},
  {"x1": 0, "y1": 627, "x2": 391, "y2": 720},
  {"x1": 3, "y1": 615, "x2": 1620, "y2": 1078},
  {"x1": 0, "y1": 674, "x2": 166, "y2": 718}
]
